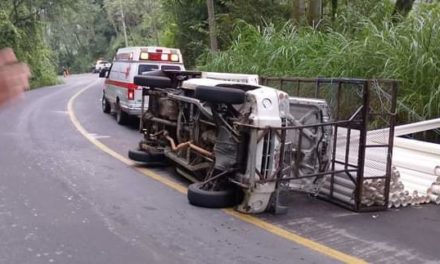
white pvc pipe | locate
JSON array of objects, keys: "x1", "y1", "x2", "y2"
[
  {"x1": 362, "y1": 200, "x2": 371, "y2": 206},
  {"x1": 339, "y1": 154, "x2": 433, "y2": 186},
  {"x1": 393, "y1": 137, "x2": 440, "y2": 156},
  {"x1": 399, "y1": 174, "x2": 436, "y2": 188},
  {"x1": 320, "y1": 187, "x2": 355, "y2": 205},
  {"x1": 402, "y1": 182, "x2": 429, "y2": 194},
  {"x1": 398, "y1": 167, "x2": 438, "y2": 183},
  {"x1": 369, "y1": 117, "x2": 440, "y2": 138},
  {"x1": 431, "y1": 184, "x2": 440, "y2": 195},
  {"x1": 327, "y1": 176, "x2": 355, "y2": 189},
  {"x1": 401, "y1": 199, "x2": 408, "y2": 207},
  {"x1": 394, "y1": 147, "x2": 439, "y2": 162},
  {"x1": 375, "y1": 200, "x2": 385, "y2": 206},
  {"x1": 435, "y1": 166, "x2": 440, "y2": 177},
  {"x1": 390, "y1": 185, "x2": 404, "y2": 193},
  {"x1": 392, "y1": 153, "x2": 440, "y2": 176},
  {"x1": 337, "y1": 142, "x2": 439, "y2": 177},
  {"x1": 322, "y1": 183, "x2": 354, "y2": 197},
  {"x1": 429, "y1": 193, "x2": 440, "y2": 204}
]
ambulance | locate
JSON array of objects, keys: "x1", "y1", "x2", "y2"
[{"x1": 100, "y1": 46, "x2": 185, "y2": 124}]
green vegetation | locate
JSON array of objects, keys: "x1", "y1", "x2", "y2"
[
  {"x1": 0, "y1": 1, "x2": 60, "y2": 87},
  {"x1": 1, "y1": 0, "x2": 439, "y2": 120},
  {"x1": 200, "y1": 3, "x2": 440, "y2": 119}
]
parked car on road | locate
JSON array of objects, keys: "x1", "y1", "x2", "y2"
[
  {"x1": 93, "y1": 60, "x2": 111, "y2": 73},
  {"x1": 99, "y1": 46, "x2": 185, "y2": 125}
]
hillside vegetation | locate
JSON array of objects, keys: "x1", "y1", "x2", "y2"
[
  {"x1": 1, "y1": 0, "x2": 439, "y2": 120},
  {"x1": 200, "y1": 3, "x2": 440, "y2": 119}
]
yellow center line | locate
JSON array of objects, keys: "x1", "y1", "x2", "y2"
[{"x1": 67, "y1": 83, "x2": 367, "y2": 264}]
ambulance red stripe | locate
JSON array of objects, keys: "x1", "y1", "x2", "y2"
[{"x1": 105, "y1": 79, "x2": 138, "y2": 90}]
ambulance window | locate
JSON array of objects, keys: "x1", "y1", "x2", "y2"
[
  {"x1": 138, "y1": 64, "x2": 159, "y2": 74},
  {"x1": 161, "y1": 65, "x2": 181, "y2": 71}
]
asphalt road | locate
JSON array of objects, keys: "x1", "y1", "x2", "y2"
[
  {"x1": 0, "y1": 74, "x2": 336, "y2": 264},
  {"x1": 1, "y1": 73, "x2": 439, "y2": 264}
]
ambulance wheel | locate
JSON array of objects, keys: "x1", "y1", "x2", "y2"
[
  {"x1": 116, "y1": 105, "x2": 128, "y2": 125},
  {"x1": 102, "y1": 96, "x2": 111, "y2": 113},
  {"x1": 187, "y1": 182, "x2": 239, "y2": 208}
]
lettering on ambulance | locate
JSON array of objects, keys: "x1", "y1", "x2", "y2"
[{"x1": 124, "y1": 64, "x2": 131, "y2": 80}]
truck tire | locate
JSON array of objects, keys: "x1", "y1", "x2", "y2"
[
  {"x1": 194, "y1": 86, "x2": 245, "y2": 104},
  {"x1": 128, "y1": 149, "x2": 166, "y2": 164},
  {"x1": 187, "y1": 182, "x2": 239, "y2": 208},
  {"x1": 134, "y1": 75, "x2": 172, "y2": 88},
  {"x1": 102, "y1": 96, "x2": 111, "y2": 113}
]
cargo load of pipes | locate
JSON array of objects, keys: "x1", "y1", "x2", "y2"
[{"x1": 318, "y1": 166, "x2": 440, "y2": 208}]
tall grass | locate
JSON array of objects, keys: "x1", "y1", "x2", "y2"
[{"x1": 199, "y1": 4, "x2": 440, "y2": 120}]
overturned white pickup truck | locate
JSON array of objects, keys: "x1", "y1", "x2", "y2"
[{"x1": 128, "y1": 70, "x2": 333, "y2": 213}]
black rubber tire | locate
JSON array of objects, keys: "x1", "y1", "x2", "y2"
[
  {"x1": 194, "y1": 85, "x2": 245, "y2": 104},
  {"x1": 187, "y1": 182, "x2": 239, "y2": 208},
  {"x1": 134, "y1": 75, "x2": 172, "y2": 88},
  {"x1": 128, "y1": 149, "x2": 166, "y2": 163},
  {"x1": 116, "y1": 106, "x2": 129, "y2": 125},
  {"x1": 102, "y1": 96, "x2": 111, "y2": 113}
]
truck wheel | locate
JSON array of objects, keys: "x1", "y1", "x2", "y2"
[
  {"x1": 102, "y1": 96, "x2": 111, "y2": 113},
  {"x1": 194, "y1": 86, "x2": 245, "y2": 104},
  {"x1": 187, "y1": 182, "x2": 239, "y2": 208},
  {"x1": 128, "y1": 149, "x2": 166, "y2": 165},
  {"x1": 116, "y1": 105, "x2": 128, "y2": 125}
]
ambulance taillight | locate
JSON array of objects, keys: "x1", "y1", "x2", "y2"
[
  {"x1": 128, "y1": 89, "x2": 135, "y2": 100},
  {"x1": 139, "y1": 49, "x2": 180, "y2": 63}
]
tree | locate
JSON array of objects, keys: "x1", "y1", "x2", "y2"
[
  {"x1": 206, "y1": 0, "x2": 218, "y2": 51},
  {"x1": 47, "y1": 0, "x2": 117, "y2": 72},
  {"x1": 307, "y1": 0, "x2": 322, "y2": 27},
  {"x1": 0, "y1": 0, "x2": 71, "y2": 86},
  {"x1": 292, "y1": 0, "x2": 322, "y2": 27},
  {"x1": 330, "y1": 0, "x2": 337, "y2": 21},
  {"x1": 292, "y1": 0, "x2": 306, "y2": 25},
  {"x1": 392, "y1": 0, "x2": 415, "y2": 20}
]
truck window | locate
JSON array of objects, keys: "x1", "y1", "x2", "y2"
[{"x1": 138, "y1": 64, "x2": 159, "y2": 74}]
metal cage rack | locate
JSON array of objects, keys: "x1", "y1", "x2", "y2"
[{"x1": 249, "y1": 77, "x2": 399, "y2": 212}]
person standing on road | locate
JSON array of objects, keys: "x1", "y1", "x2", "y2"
[
  {"x1": 0, "y1": 48, "x2": 30, "y2": 107},
  {"x1": 62, "y1": 66, "x2": 68, "y2": 77}
]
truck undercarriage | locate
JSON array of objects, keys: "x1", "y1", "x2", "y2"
[{"x1": 128, "y1": 71, "x2": 398, "y2": 214}]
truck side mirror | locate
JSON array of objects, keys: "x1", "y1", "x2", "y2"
[{"x1": 99, "y1": 69, "x2": 108, "y2": 78}]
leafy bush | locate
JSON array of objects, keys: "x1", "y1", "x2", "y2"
[
  {"x1": 1, "y1": 6, "x2": 58, "y2": 88},
  {"x1": 200, "y1": 4, "x2": 440, "y2": 120}
]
